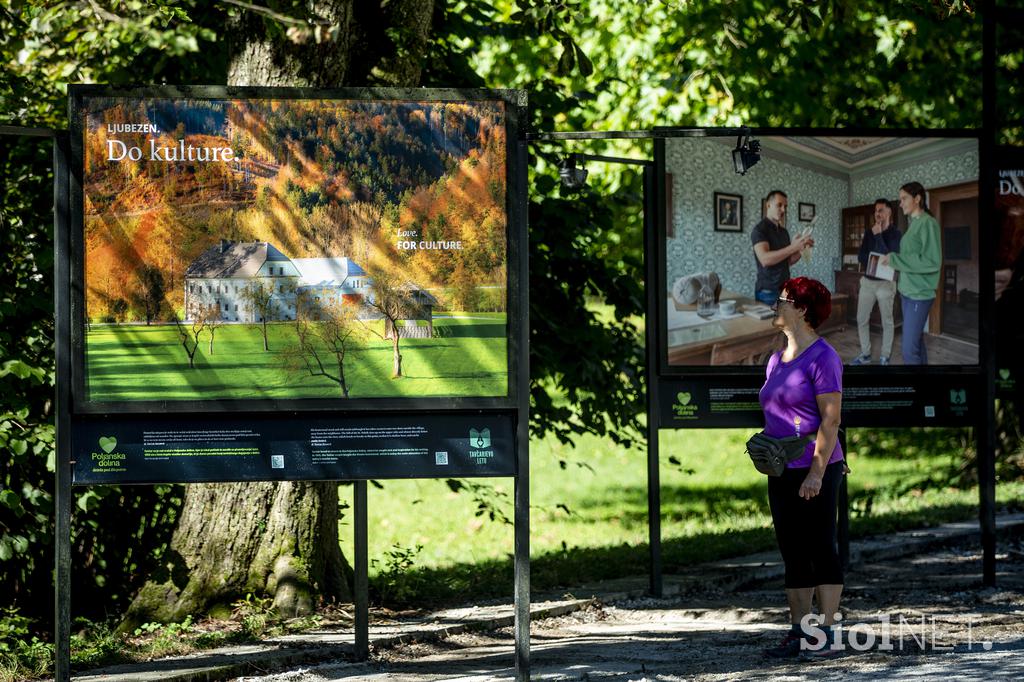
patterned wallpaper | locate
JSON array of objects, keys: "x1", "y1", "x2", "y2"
[
  {"x1": 851, "y1": 148, "x2": 979, "y2": 206},
  {"x1": 665, "y1": 138, "x2": 846, "y2": 296}
]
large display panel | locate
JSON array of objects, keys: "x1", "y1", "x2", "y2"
[
  {"x1": 70, "y1": 87, "x2": 517, "y2": 411},
  {"x1": 996, "y1": 145, "x2": 1024, "y2": 399},
  {"x1": 659, "y1": 131, "x2": 981, "y2": 371}
]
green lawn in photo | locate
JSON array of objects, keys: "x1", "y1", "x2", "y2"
[{"x1": 85, "y1": 312, "x2": 507, "y2": 401}]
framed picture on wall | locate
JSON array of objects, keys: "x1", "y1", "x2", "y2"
[
  {"x1": 714, "y1": 192, "x2": 742, "y2": 232},
  {"x1": 798, "y1": 202, "x2": 816, "y2": 222}
]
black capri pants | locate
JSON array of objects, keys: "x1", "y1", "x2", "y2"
[{"x1": 767, "y1": 460, "x2": 845, "y2": 589}]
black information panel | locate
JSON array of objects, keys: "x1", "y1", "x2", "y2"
[
  {"x1": 658, "y1": 373, "x2": 981, "y2": 429},
  {"x1": 72, "y1": 412, "x2": 515, "y2": 485}
]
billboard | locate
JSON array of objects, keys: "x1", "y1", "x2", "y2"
[
  {"x1": 71, "y1": 89, "x2": 516, "y2": 409},
  {"x1": 659, "y1": 132, "x2": 980, "y2": 370},
  {"x1": 996, "y1": 145, "x2": 1024, "y2": 399}
]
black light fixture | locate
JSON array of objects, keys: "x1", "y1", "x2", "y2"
[
  {"x1": 732, "y1": 129, "x2": 761, "y2": 175},
  {"x1": 559, "y1": 153, "x2": 589, "y2": 189}
]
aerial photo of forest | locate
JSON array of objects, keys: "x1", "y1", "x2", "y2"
[{"x1": 82, "y1": 96, "x2": 509, "y2": 402}]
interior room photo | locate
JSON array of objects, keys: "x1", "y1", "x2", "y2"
[{"x1": 664, "y1": 134, "x2": 980, "y2": 367}]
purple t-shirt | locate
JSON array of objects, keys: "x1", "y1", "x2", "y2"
[{"x1": 758, "y1": 337, "x2": 844, "y2": 468}]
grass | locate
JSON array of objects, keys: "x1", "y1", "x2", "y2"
[
  {"x1": 339, "y1": 427, "x2": 1024, "y2": 605},
  {"x1": 0, "y1": 595, "x2": 349, "y2": 681},
  {"x1": 85, "y1": 313, "x2": 507, "y2": 400}
]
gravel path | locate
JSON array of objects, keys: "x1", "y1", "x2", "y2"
[{"x1": 233, "y1": 537, "x2": 1024, "y2": 681}]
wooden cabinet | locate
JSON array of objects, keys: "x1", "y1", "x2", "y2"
[
  {"x1": 834, "y1": 270, "x2": 861, "y2": 323},
  {"x1": 841, "y1": 205, "x2": 874, "y2": 271}
]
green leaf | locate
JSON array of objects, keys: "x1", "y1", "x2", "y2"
[
  {"x1": 557, "y1": 36, "x2": 575, "y2": 75},
  {"x1": 574, "y1": 43, "x2": 593, "y2": 77},
  {"x1": 1, "y1": 360, "x2": 42, "y2": 380},
  {"x1": 0, "y1": 490, "x2": 24, "y2": 516}
]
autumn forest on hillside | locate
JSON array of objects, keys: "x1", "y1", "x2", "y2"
[{"x1": 83, "y1": 97, "x2": 508, "y2": 321}]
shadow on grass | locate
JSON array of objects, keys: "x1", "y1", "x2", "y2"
[
  {"x1": 369, "y1": 501, "x2": 991, "y2": 609},
  {"x1": 433, "y1": 323, "x2": 506, "y2": 339},
  {"x1": 563, "y1": 482, "x2": 771, "y2": 528}
]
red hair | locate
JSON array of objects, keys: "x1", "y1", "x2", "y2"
[{"x1": 782, "y1": 277, "x2": 831, "y2": 329}]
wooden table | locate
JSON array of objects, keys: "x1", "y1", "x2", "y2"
[{"x1": 666, "y1": 292, "x2": 783, "y2": 366}]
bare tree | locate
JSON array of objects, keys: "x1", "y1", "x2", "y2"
[
  {"x1": 241, "y1": 279, "x2": 276, "y2": 351},
  {"x1": 292, "y1": 294, "x2": 359, "y2": 398},
  {"x1": 206, "y1": 303, "x2": 224, "y2": 355},
  {"x1": 174, "y1": 304, "x2": 210, "y2": 369},
  {"x1": 363, "y1": 268, "x2": 423, "y2": 379}
]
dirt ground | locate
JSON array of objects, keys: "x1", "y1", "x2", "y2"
[{"x1": 234, "y1": 535, "x2": 1024, "y2": 681}]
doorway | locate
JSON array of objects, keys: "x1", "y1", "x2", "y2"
[{"x1": 931, "y1": 184, "x2": 979, "y2": 343}]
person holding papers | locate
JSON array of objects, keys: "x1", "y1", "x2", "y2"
[
  {"x1": 751, "y1": 190, "x2": 814, "y2": 305},
  {"x1": 851, "y1": 199, "x2": 902, "y2": 366},
  {"x1": 879, "y1": 182, "x2": 941, "y2": 365}
]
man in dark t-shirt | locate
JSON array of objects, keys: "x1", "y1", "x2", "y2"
[{"x1": 751, "y1": 190, "x2": 812, "y2": 304}]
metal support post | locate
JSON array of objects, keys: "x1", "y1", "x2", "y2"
[
  {"x1": 54, "y1": 130, "x2": 72, "y2": 682},
  {"x1": 354, "y1": 480, "x2": 369, "y2": 659},
  {"x1": 980, "y1": 0, "x2": 998, "y2": 587},
  {"x1": 837, "y1": 430, "x2": 850, "y2": 571},
  {"x1": 643, "y1": 163, "x2": 663, "y2": 596},
  {"x1": 513, "y1": 138, "x2": 531, "y2": 682}
]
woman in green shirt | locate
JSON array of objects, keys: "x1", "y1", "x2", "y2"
[{"x1": 881, "y1": 182, "x2": 941, "y2": 364}]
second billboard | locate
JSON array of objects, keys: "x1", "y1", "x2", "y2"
[{"x1": 661, "y1": 132, "x2": 980, "y2": 370}]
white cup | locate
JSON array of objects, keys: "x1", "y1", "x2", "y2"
[{"x1": 719, "y1": 299, "x2": 736, "y2": 315}]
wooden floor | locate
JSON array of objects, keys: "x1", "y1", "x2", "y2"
[{"x1": 823, "y1": 324, "x2": 979, "y2": 366}]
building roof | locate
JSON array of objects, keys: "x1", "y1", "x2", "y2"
[
  {"x1": 185, "y1": 241, "x2": 290, "y2": 279},
  {"x1": 400, "y1": 281, "x2": 439, "y2": 306},
  {"x1": 292, "y1": 257, "x2": 368, "y2": 286}
]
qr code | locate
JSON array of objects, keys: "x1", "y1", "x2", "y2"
[
  {"x1": 924, "y1": 406, "x2": 936, "y2": 418},
  {"x1": 271, "y1": 455, "x2": 284, "y2": 469},
  {"x1": 435, "y1": 451, "x2": 449, "y2": 465}
]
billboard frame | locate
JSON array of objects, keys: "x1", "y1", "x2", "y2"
[
  {"x1": 653, "y1": 126, "x2": 985, "y2": 381},
  {"x1": 54, "y1": 86, "x2": 533, "y2": 681},
  {"x1": 68, "y1": 84, "x2": 524, "y2": 415},
  {"x1": 650, "y1": 127, "x2": 989, "y2": 430}
]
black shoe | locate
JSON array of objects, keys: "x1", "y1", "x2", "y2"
[
  {"x1": 764, "y1": 630, "x2": 803, "y2": 658},
  {"x1": 800, "y1": 642, "x2": 842, "y2": 660}
]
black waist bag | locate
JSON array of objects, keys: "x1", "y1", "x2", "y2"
[{"x1": 745, "y1": 432, "x2": 813, "y2": 477}]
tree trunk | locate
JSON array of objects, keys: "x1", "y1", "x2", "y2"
[
  {"x1": 123, "y1": 0, "x2": 435, "y2": 628},
  {"x1": 392, "y1": 335, "x2": 402, "y2": 377}
]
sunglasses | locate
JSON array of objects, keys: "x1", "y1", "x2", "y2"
[{"x1": 772, "y1": 296, "x2": 795, "y2": 310}]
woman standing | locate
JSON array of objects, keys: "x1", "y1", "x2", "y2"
[
  {"x1": 760, "y1": 277, "x2": 845, "y2": 659},
  {"x1": 881, "y1": 182, "x2": 942, "y2": 364}
]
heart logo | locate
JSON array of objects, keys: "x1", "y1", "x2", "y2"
[
  {"x1": 1000, "y1": 369, "x2": 1011, "y2": 380},
  {"x1": 677, "y1": 392, "x2": 691, "y2": 406},
  {"x1": 98, "y1": 436, "x2": 117, "y2": 453}
]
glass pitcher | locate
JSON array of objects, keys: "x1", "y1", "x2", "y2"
[{"x1": 697, "y1": 285, "x2": 715, "y2": 319}]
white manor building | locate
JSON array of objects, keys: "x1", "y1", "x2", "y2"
[{"x1": 184, "y1": 241, "x2": 431, "y2": 328}]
